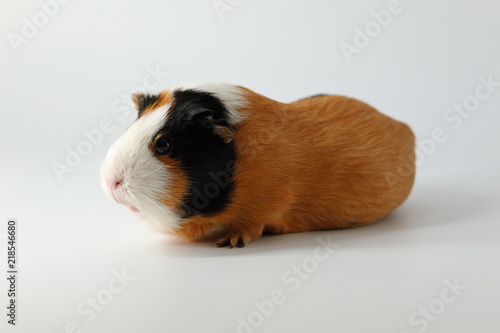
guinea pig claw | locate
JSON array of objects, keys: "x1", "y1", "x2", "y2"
[
  {"x1": 215, "y1": 239, "x2": 229, "y2": 248},
  {"x1": 215, "y1": 234, "x2": 246, "y2": 248}
]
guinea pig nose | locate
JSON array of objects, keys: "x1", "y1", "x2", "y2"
[
  {"x1": 112, "y1": 178, "x2": 124, "y2": 189},
  {"x1": 106, "y1": 177, "x2": 124, "y2": 190}
]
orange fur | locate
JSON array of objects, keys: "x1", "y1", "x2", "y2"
[
  {"x1": 138, "y1": 91, "x2": 173, "y2": 116},
  {"x1": 157, "y1": 157, "x2": 190, "y2": 216},
  {"x1": 169, "y1": 88, "x2": 415, "y2": 246}
]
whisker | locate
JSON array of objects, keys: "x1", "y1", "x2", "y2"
[
  {"x1": 80, "y1": 166, "x2": 101, "y2": 171},
  {"x1": 140, "y1": 168, "x2": 164, "y2": 179},
  {"x1": 92, "y1": 183, "x2": 103, "y2": 192},
  {"x1": 135, "y1": 185, "x2": 164, "y2": 195},
  {"x1": 140, "y1": 195, "x2": 163, "y2": 208}
]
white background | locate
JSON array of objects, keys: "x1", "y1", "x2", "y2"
[{"x1": 1, "y1": 0, "x2": 499, "y2": 332}]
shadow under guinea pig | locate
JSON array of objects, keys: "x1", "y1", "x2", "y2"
[{"x1": 147, "y1": 178, "x2": 488, "y2": 258}]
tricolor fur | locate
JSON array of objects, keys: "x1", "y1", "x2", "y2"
[{"x1": 101, "y1": 82, "x2": 415, "y2": 247}]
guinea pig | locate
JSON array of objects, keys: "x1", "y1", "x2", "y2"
[{"x1": 101, "y1": 82, "x2": 415, "y2": 248}]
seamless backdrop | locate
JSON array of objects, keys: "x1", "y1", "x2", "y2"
[{"x1": 1, "y1": 0, "x2": 500, "y2": 332}]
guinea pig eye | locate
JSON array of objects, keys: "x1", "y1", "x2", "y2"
[{"x1": 155, "y1": 138, "x2": 171, "y2": 155}]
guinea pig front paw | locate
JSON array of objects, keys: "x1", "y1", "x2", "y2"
[
  {"x1": 215, "y1": 228, "x2": 262, "y2": 249},
  {"x1": 215, "y1": 234, "x2": 245, "y2": 248}
]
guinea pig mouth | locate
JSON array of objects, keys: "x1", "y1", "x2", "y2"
[
  {"x1": 108, "y1": 188, "x2": 139, "y2": 212},
  {"x1": 115, "y1": 196, "x2": 140, "y2": 212},
  {"x1": 116, "y1": 197, "x2": 140, "y2": 213}
]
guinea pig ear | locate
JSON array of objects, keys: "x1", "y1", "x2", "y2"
[
  {"x1": 131, "y1": 93, "x2": 145, "y2": 112},
  {"x1": 189, "y1": 109, "x2": 235, "y2": 143},
  {"x1": 213, "y1": 122, "x2": 235, "y2": 143},
  {"x1": 131, "y1": 92, "x2": 162, "y2": 117}
]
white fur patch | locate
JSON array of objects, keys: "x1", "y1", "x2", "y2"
[
  {"x1": 101, "y1": 105, "x2": 180, "y2": 233},
  {"x1": 172, "y1": 81, "x2": 247, "y2": 125},
  {"x1": 102, "y1": 82, "x2": 247, "y2": 233}
]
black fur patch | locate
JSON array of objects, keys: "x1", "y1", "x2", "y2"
[
  {"x1": 154, "y1": 89, "x2": 236, "y2": 218},
  {"x1": 135, "y1": 93, "x2": 162, "y2": 117}
]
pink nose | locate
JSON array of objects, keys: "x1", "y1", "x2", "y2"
[
  {"x1": 107, "y1": 178, "x2": 123, "y2": 189},
  {"x1": 107, "y1": 178, "x2": 124, "y2": 204}
]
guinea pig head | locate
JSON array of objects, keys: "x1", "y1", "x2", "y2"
[{"x1": 100, "y1": 83, "x2": 246, "y2": 233}]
